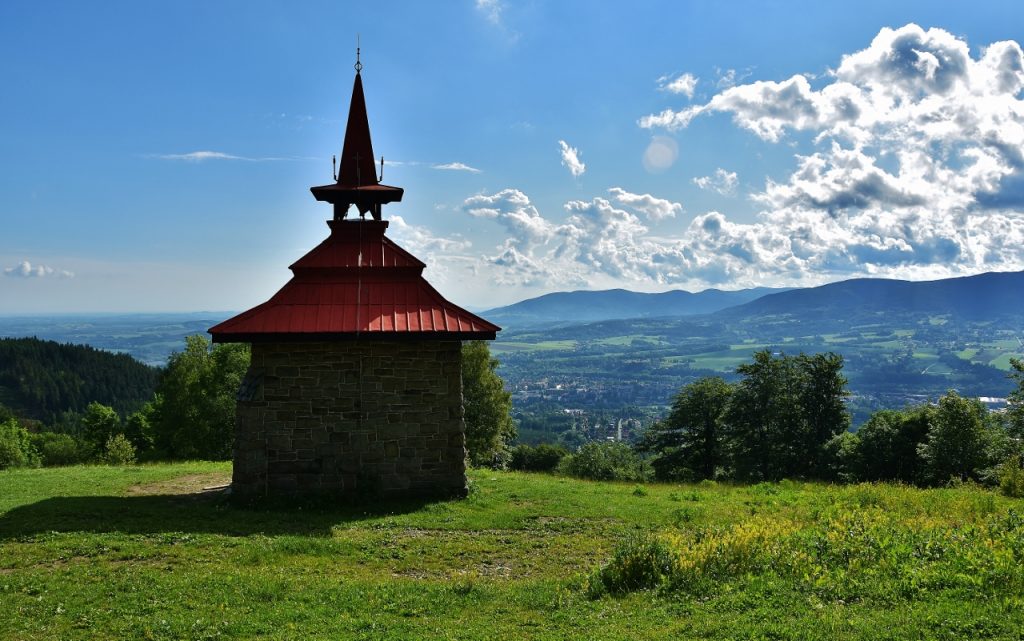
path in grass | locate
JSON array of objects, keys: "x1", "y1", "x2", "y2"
[{"x1": 1, "y1": 463, "x2": 1023, "y2": 640}]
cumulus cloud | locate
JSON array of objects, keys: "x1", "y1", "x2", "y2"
[
  {"x1": 693, "y1": 168, "x2": 739, "y2": 196},
  {"x1": 558, "y1": 140, "x2": 586, "y2": 178},
  {"x1": 608, "y1": 187, "x2": 682, "y2": 221},
  {"x1": 4, "y1": 261, "x2": 74, "y2": 279},
  {"x1": 432, "y1": 162, "x2": 482, "y2": 173},
  {"x1": 658, "y1": 72, "x2": 698, "y2": 97},
  {"x1": 389, "y1": 215, "x2": 471, "y2": 255},
  {"x1": 417, "y1": 26, "x2": 1024, "y2": 297},
  {"x1": 630, "y1": 24, "x2": 1024, "y2": 286},
  {"x1": 463, "y1": 189, "x2": 559, "y2": 250}
]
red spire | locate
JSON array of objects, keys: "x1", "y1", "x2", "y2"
[
  {"x1": 311, "y1": 53, "x2": 403, "y2": 221},
  {"x1": 337, "y1": 71, "x2": 379, "y2": 189}
]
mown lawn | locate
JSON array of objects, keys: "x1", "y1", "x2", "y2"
[{"x1": 1, "y1": 463, "x2": 1023, "y2": 640}]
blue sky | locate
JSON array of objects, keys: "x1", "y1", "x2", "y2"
[{"x1": 3, "y1": 1, "x2": 1024, "y2": 313}]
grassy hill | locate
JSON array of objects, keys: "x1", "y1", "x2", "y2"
[{"x1": 1, "y1": 463, "x2": 1023, "y2": 639}]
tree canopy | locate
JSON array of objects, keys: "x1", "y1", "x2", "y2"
[
  {"x1": 639, "y1": 376, "x2": 731, "y2": 481},
  {"x1": 462, "y1": 341, "x2": 515, "y2": 466},
  {"x1": 150, "y1": 335, "x2": 249, "y2": 460}
]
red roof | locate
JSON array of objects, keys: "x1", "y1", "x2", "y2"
[{"x1": 209, "y1": 220, "x2": 500, "y2": 342}]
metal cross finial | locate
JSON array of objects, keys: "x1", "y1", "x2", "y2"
[{"x1": 355, "y1": 34, "x2": 362, "y2": 73}]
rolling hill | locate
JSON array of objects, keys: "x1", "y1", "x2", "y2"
[
  {"x1": 716, "y1": 270, "x2": 1024, "y2": 321},
  {"x1": 483, "y1": 286, "x2": 787, "y2": 327}
]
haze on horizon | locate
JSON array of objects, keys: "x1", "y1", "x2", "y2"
[{"x1": 3, "y1": 1, "x2": 1024, "y2": 314}]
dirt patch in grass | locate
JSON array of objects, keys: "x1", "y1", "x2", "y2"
[{"x1": 126, "y1": 472, "x2": 232, "y2": 497}]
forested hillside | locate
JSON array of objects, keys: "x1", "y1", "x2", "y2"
[
  {"x1": 483, "y1": 286, "x2": 786, "y2": 327},
  {"x1": 0, "y1": 338, "x2": 159, "y2": 423},
  {"x1": 719, "y1": 270, "x2": 1024, "y2": 320}
]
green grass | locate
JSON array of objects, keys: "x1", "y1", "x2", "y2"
[
  {"x1": 990, "y1": 352, "x2": 1024, "y2": 371},
  {"x1": 2, "y1": 464, "x2": 1024, "y2": 639}
]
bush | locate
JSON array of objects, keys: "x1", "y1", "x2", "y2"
[
  {"x1": 999, "y1": 456, "x2": 1024, "y2": 498},
  {"x1": 101, "y1": 433, "x2": 137, "y2": 465},
  {"x1": 0, "y1": 420, "x2": 36, "y2": 468},
  {"x1": 31, "y1": 432, "x2": 85, "y2": 467},
  {"x1": 0, "y1": 419, "x2": 38, "y2": 470},
  {"x1": 508, "y1": 443, "x2": 568, "y2": 472},
  {"x1": 587, "y1": 533, "x2": 675, "y2": 597},
  {"x1": 557, "y1": 441, "x2": 650, "y2": 482}
]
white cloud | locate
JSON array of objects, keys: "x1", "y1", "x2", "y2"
[
  {"x1": 475, "y1": 0, "x2": 503, "y2": 25},
  {"x1": 4, "y1": 260, "x2": 74, "y2": 279},
  {"x1": 658, "y1": 72, "x2": 698, "y2": 97},
  {"x1": 151, "y1": 150, "x2": 300, "y2": 162},
  {"x1": 631, "y1": 24, "x2": 1024, "y2": 285},
  {"x1": 389, "y1": 215, "x2": 471, "y2": 255},
  {"x1": 401, "y1": 25, "x2": 1024, "y2": 300},
  {"x1": 607, "y1": 187, "x2": 682, "y2": 221},
  {"x1": 693, "y1": 168, "x2": 739, "y2": 196},
  {"x1": 432, "y1": 162, "x2": 482, "y2": 173},
  {"x1": 463, "y1": 189, "x2": 558, "y2": 249},
  {"x1": 558, "y1": 140, "x2": 586, "y2": 178},
  {"x1": 716, "y1": 68, "x2": 737, "y2": 88}
]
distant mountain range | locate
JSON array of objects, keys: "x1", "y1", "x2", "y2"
[
  {"x1": 717, "y1": 270, "x2": 1024, "y2": 321},
  {"x1": 485, "y1": 270, "x2": 1024, "y2": 328},
  {"x1": 483, "y1": 287, "x2": 788, "y2": 327}
]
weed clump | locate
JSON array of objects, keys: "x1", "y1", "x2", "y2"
[
  {"x1": 591, "y1": 505, "x2": 1024, "y2": 603},
  {"x1": 588, "y1": 534, "x2": 675, "y2": 597}
]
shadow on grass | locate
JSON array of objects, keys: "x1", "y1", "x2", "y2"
[{"x1": 0, "y1": 491, "x2": 445, "y2": 539}]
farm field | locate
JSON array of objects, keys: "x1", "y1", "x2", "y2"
[
  {"x1": 495, "y1": 309, "x2": 1024, "y2": 425},
  {"x1": 2, "y1": 463, "x2": 1023, "y2": 640}
]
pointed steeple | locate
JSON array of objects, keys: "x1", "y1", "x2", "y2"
[
  {"x1": 311, "y1": 50, "x2": 403, "y2": 221},
  {"x1": 336, "y1": 69, "x2": 380, "y2": 190}
]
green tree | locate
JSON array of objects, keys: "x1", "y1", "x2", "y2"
[
  {"x1": 722, "y1": 350, "x2": 849, "y2": 481},
  {"x1": 151, "y1": 335, "x2": 250, "y2": 460},
  {"x1": 640, "y1": 377, "x2": 732, "y2": 481},
  {"x1": 30, "y1": 432, "x2": 85, "y2": 466},
  {"x1": 723, "y1": 351, "x2": 802, "y2": 480},
  {"x1": 101, "y1": 433, "x2": 137, "y2": 465},
  {"x1": 1008, "y1": 357, "x2": 1024, "y2": 438},
  {"x1": 0, "y1": 419, "x2": 38, "y2": 469},
  {"x1": 124, "y1": 402, "x2": 156, "y2": 456},
  {"x1": 796, "y1": 352, "x2": 850, "y2": 475},
  {"x1": 461, "y1": 341, "x2": 515, "y2": 466},
  {"x1": 918, "y1": 391, "x2": 988, "y2": 484},
  {"x1": 821, "y1": 430, "x2": 860, "y2": 482},
  {"x1": 81, "y1": 402, "x2": 121, "y2": 457},
  {"x1": 0, "y1": 402, "x2": 16, "y2": 424},
  {"x1": 853, "y1": 406, "x2": 932, "y2": 483}
]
